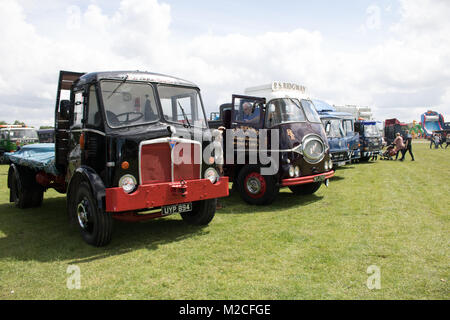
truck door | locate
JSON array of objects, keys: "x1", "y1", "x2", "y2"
[
  {"x1": 84, "y1": 84, "x2": 106, "y2": 177},
  {"x1": 226, "y1": 95, "x2": 266, "y2": 164}
]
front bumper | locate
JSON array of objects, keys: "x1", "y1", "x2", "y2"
[
  {"x1": 105, "y1": 177, "x2": 229, "y2": 213},
  {"x1": 281, "y1": 171, "x2": 335, "y2": 187}
]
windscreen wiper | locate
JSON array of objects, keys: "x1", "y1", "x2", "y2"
[
  {"x1": 178, "y1": 102, "x2": 191, "y2": 128},
  {"x1": 107, "y1": 75, "x2": 129, "y2": 99}
]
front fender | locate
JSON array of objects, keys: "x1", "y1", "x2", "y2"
[{"x1": 68, "y1": 166, "x2": 106, "y2": 210}]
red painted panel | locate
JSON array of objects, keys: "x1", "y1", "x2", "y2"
[
  {"x1": 173, "y1": 143, "x2": 201, "y2": 182},
  {"x1": 105, "y1": 177, "x2": 229, "y2": 213},
  {"x1": 141, "y1": 143, "x2": 171, "y2": 184}
]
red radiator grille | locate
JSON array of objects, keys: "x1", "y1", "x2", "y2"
[
  {"x1": 173, "y1": 143, "x2": 201, "y2": 181},
  {"x1": 140, "y1": 143, "x2": 171, "y2": 184},
  {"x1": 140, "y1": 140, "x2": 201, "y2": 185}
]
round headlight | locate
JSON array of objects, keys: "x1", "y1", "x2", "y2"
[
  {"x1": 329, "y1": 159, "x2": 333, "y2": 170},
  {"x1": 204, "y1": 167, "x2": 219, "y2": 184},
  {"x1": 288, "y1": 165, "x2": 295, "y2": 178},
  {"x1": 119, "y1": 174, "x2": 137, "y2": 194},
  {"x1": 324, "y1": 162, "x2": 329, "y2": 171},
  {"x1": 302, "y1": 136, "x2": 325, "y2": 163},
  {"x1": 294, "y1": 166, "x2": 300, "y2": 177}
]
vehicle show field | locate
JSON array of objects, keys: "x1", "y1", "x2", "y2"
[{"x1": 0, "y1": 142, "x2": 448, "y2": 299}]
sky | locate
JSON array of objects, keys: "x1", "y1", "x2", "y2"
[{"x1": 0, "y1": 0, "x2": 449, "y2": 128}]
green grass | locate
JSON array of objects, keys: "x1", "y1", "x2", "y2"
[{"x1": 0, "y1": 142, "x2": 448, "y2": 299}]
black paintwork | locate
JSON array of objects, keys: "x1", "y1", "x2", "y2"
[
  {"x1": 54, "y1": 70, "x2": 216, "y2": 190},
  {"x1": 210, "y1": 95, "x2": 331, "y2": 182}
]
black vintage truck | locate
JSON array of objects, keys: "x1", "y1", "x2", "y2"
[
  {"x1": 6, "y1": 70, "x2": 229, "y2": 246},
  {"x1": 209, "y1": 93, "x2": 334, "y2": 205}
]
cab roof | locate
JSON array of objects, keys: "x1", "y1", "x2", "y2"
[{"x1": 76, "y1": 71, "x2": 199, "y2": 88}]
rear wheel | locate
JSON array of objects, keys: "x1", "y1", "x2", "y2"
[
  {"x1": 289, "y1": 182, "x2": 322, "y2": 195},
  {"x1": 9, "y1": 166, "x2": 43, "y2": 209},
  {"x1": 236, "y1": 165, "x2": 279, "y2": 205},
  {"x1": 74, "y1": 182, "x2": 113, "y2": 247},
  {"x1": 181, "y1": 199, "x2": 216, "y2": 225}
]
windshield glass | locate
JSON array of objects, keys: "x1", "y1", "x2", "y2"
[
  {"x1": 100, "y1": 80, "x2": 159, "y2": 128},
  {"x1": 323, "y1": 119, "x2": 345, "y2": 138},
  {"x1": 300, "y1": 99, "x2": 322, "y2": 123},
  {"x1": 343, "y1": 119, "x2": 354, "y2": 134},
  {"x1": 364, "y1": 124, "x2": 380, "y2": 137},
  {"x1": 266, "y1": 98, "x2": 306, "y2": 127},
  {"x1": 10, "y1": 129, "x2": 38, "y2": 140},
  {"x1": 158, "y1": 85, "x2": 206, "y2": 128}
]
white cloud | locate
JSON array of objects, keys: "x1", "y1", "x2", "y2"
[{"x1": 0, "y1": 0, "x2": 449, "y2": 128}]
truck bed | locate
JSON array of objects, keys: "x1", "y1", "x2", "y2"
[{"x1": 5, "y1": 143, "x2": 59, "y2": 176}]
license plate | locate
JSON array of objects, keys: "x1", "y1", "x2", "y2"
[
  {"x1": 314, "y1": 175, "x2": 326, "y2": 182},
  {"x1": 162, "y1": 203, "x2": 192, "y2": 216},
  {"x1": 337, "y1": 161, "x2": 347, "y2": 167}
]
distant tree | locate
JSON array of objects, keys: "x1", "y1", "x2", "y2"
[
  {"x1": 13, "y1": 120, "x2": 26, "y2": 126},
  {"x1": 0, "y1": 120, "x2": 7, "y2": 125}
]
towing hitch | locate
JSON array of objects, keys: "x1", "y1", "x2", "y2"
[{"x1": 171, "y1": 180, "x2": 188, "y2": 196}]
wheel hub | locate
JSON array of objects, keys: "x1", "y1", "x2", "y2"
[
  {"x1": 244, "y1": 172, "x2": 267, "y2": 199},
  {"x1": 77, "y1": 199, "x2": 90, "y2": 230},
  {"x1": 246, "y1": 177, "x2": 262, "y2": 194}
]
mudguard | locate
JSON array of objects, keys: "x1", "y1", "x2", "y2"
[{"x1": 68, "y1": 166, "x2": 106, "y2": 210}]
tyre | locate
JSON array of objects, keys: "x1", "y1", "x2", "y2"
[
  {"x1": 74, "y1": 181, "x2": 113, "y2": 247},
  {"x1": 9, "y1": 166, "x2": 43, "y2": 209},
  {"x1": 181, "y1": 199, "x2": 216, "y2": 225},
  {"x1": 289, "y1": 182, "x2": 322, "y2": 195},
  {"x1": 236, "y1": 165, "x2": 279, "y2": 205}
]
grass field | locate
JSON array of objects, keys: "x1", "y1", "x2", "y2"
[{"x1": 0, "y1": 142, "x2": 448, "y2": 300}]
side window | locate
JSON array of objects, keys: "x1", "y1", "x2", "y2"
[
  {"x1": 72, "y1": 91, "x2": 84, "y2": 127},
  {"x1": 87, "y1": 86, "x2": 101, "y2": 128}
]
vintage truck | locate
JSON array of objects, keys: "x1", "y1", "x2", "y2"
[
  {"x1": 208, "y1": 82, "x2": 334, "y2": 205},
  {"x1": 6, "y1": 70, "x2": 229, "y2": 246},
  {"x1": 313, "y1": 101, "x2": 352, "y2": 167},
  {"x1": 0, "y1": 125, "x2": 39, "y2": 163},
  {"x1": 354, "y1": 120, "x2": 383, "y2": 161}
]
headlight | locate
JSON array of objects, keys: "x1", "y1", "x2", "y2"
[
  {"x1": 119, "y1": 174, "x2": 137, "y2": 194},
  {"x1": 294, "y1": 166, "x2": 300, "y2": 177},
  {"x1": 328, "y1": 159, "x2": 333, "y2": 169},
  {"x1": 324, "y1": 161, "x2": 329, "y2": 171},
  {"x1": 288, "y1": 165, "x2": 295, "y2": 178},
  {"x1": 204, "y1": 167, "x2": 219, "y2": 184},
  {"x1": 302, "y1": 135, "x2": 325, "y2": 164}
]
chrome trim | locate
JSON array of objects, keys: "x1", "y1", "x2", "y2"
[
  {"x1": 70, "y1": 128, "x2": 106, "y2": 136},
  {"x1": 302, "y1": 134, "x2": 326, "y2": 164},
  {"x1": 138, "y1": 137, "x2": 202, "y2": 185}
]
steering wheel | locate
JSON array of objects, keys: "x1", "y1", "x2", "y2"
[{"x1": 115, "y1": 112, "x2": 144, "y2": 124}]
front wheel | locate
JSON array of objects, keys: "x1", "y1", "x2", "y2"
[
  {"x1": 289, "y1": 182, "x2": 322, "y2": 195},
  {"x1": 74, "y1": 182, "x2": 113, "y2": 247},
  {"x1": 236, "y1": 165, "x2": 279, "y2": 205},
  {"x1": 181, "y1": 199, "x2": 216, "y2": 225}
]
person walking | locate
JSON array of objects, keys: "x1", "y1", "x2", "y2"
[
  {"x1": 430, "y1": 134, "x2": 436, "y2": 149},
  {"x1": 433, "y1": 134, "x2": 440, "y2": 149},
  {"x1": 393, "y1": 132, "x2": 405, "y2": 160},
  {"x1": 400, "y1": 132, "x2": 415, "y2": 161}
]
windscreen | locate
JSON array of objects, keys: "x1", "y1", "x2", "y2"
[
  {"x1": 364, "y1": 124, "x2": 380, "y2": 137},
  {"x1": 158, "y1": 85, "x2": 207, "y2": 128},
  {"x1": 301, "y1": 99, "x2": 322, "y2": 123},
  {"x1": 10, "y1": 129, "x2": 38, "y2": 140},
  {"x1": 100, "y1": 80, "x2": 159, "y2": 128},
  {"x1": 323, "y1": 119, "x2": 345, "y2": 138},
  {"x1": 266, "y1": 98, "x2": 306, "y2": 127}
]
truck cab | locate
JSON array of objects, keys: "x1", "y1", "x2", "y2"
[
  {"x1": 355, "y1": 120, "x2": 383, "y2": 161},
  {"x1": 312, "y1": 100, "x2": 352, "y2": 167},
  {"x1": 0, "y1": 125, "x2": 39, "y2": 163},
  {"x1": 209, "y1": 82, "x2": 334, "y2": 205},
  {"x1": 7, "y1": 70, "x2": 229, "y2": 246}
]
